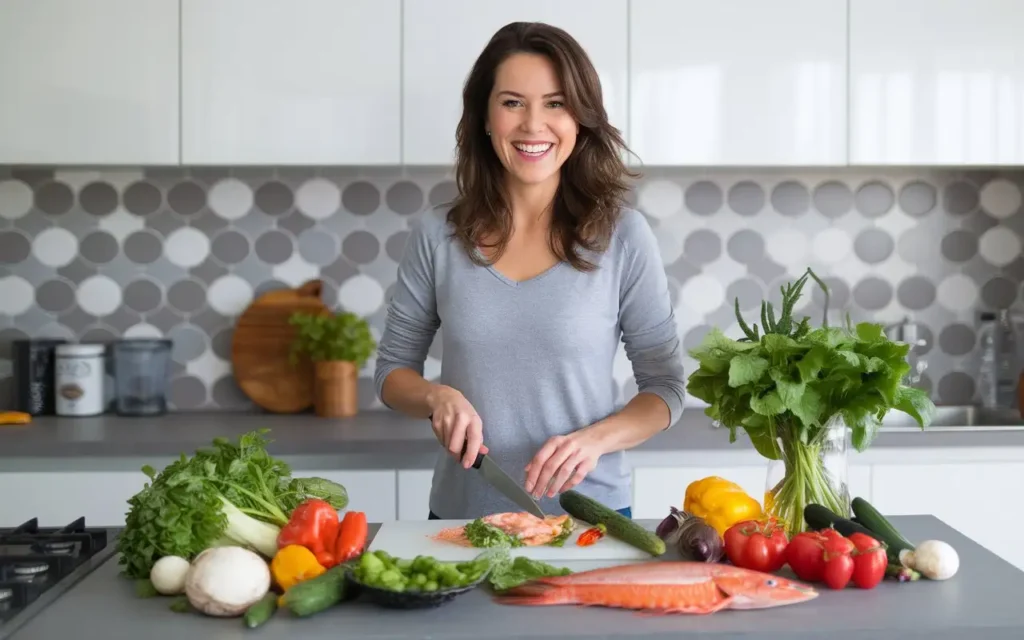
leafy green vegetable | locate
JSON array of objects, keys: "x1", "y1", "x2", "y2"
[
  {"x1": 464, "y1": 519, "x2": 525, "y2": 548},
  {"x1": 475, "y1": 548, "x2": 572, "y2": 591},
  {"x1": 116, "y1": 429, "x2": 349, "y2": 580},
  {"x1": 685, "y1": 267, "x2": 937, "y2": 535}
]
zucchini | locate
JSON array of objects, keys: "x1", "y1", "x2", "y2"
[
  {"x1": 243, "y1": 591, "x2": 278, "y2": 628},
  {"x1": 558, "y1": 490, "x2": 665, "y2": 557},
  {"x1": 281, "y1": 565, "x2": 352, "y2": 617},
  {"x1": 803, "y1": 503, "x2": 904, "y2": 566},
  {"x1": 851, "y1": 496, "x2": 916, "y2": 551}
]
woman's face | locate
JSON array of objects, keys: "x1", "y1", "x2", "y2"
[{"x1": 486, "y1": 52, "x2": 578, "y2": 189}]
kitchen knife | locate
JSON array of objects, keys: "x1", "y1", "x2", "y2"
[{"x1": 461, "y1": 443, "x2": 547, "y2": 519}]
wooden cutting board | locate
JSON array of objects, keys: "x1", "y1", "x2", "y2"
[
  {"x1": 368, "y1": 520, "x2": 656, "y2": 563},
  {"x1": 230, "y1": 279, "x2": 329, "y2": 413}
]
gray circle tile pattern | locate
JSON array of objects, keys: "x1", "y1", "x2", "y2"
[
  {"x1": 939, "y1": 323, "x2": 975, "y2": 356},
  {"x1": 770, "y1": 181, "x2": 810, "y2": 217},
  {"x1": 384, "y1": 230, "x2": 410, "y2": 262},
  {"x1": 254, "y1": 230, "x2": 294, "y2": 264},
  {"x1": 812, "y1": 181, "x2": 853, "y2": 218},
  {"x1": 211, "y1": 327, "x2": 233, "y2": 359},
  {"x1": 80, "y1": 182, "x2": 119, "y2": 216},
  {"x1": 725, "y1": 278, "x2": 764, "y2": 311},
  {"x1": 123, "y1": 279, "x2": 163, "y2": 313},
  {"x1": 167, "y1": 181, "x2": 206, "y2": 216},
  {"x1": 167, "y1": 280, "x2": 207, "y2": 314},
  {"x1": 386, "y1": 181, "x2": 425, "y2": 215},
  {"x1": 123, "y1": 230, "x2": 163, "y2": 264},
  {"x1": 981, "y1": 277, "x2": 1017, "y2": 309},
  {"x1": 726, "y1": 230, "x2": 764, "y2": 264},
  {"x1": 853, "y1": 277, "x2": 893, "y2": 310},
  {"x1": 943, "y1": 181, "x2": 978, "y2": 215},
  {"x1": 899, "y1": 181, "x2": 937, "y2": 217},
  {"x1": 299, "y1": 228, "x2": 339, "y2": 266},
  {"x1": 341, "y1": 230, "x2": 380, "y2": 265},
  {"x1": 0, "y1": 231, "x2": 30, "y2": 263},
  {"x1": 343, "y1": 181, "x2": 381, "y2": 215},
  {"x1": 853, "y1": 228, "x2": 894, "y2": 264},
  {"x1": 35, "y1": 181, "x2": 74, "y2": 215},
  {"x1": 940, "y1": 229, "x2": 978, "y2": 262},
  {"x1": 123, "y1": 181, "x2": 162, "y2": 215},
  {"x1": 684, "y1": 181, "x2": 722, "y2": 216},
  {"x1": 683, "y1": 229, "x2": 721, "y2": 265},
  {"x1": 428, "y1": 181, "x2": 458, "y2": 207},
  {"x1": 896, "y1": 276, "x2": 936, "y2": 310},
  {"x1": 814, "y1": 277, "x2": 850, "y2": 309},
  {"x1": 255, "y1": 181, "x2": 293, "y2": 215},
  {"x1": 211, "y1": 230, "x2": 250, "y2": 264},
  {"x1": 169, "y1": 324, "x2": 207, "y2": 363},
  {"x1": 79, "y1": 231, "x2": 119, "y2": 264},
  {"x1": 683, "y1": 324, "x2": 713, "y2": 351},
  {"x1": 170, "y1": 375, "x2": 208, "y2": 409},
  {"x1": 855, "y1": 181, "x2": 894, "y2": 218},
  {"x1": 727, "y1": 181, "x2": 764, "y2": 216},
  {"x1": 938, "y1": 372, "x2": 975, "y2": 404},
  {"x1": 36, "y1": 279, "x2": 76, "y2": 313}
]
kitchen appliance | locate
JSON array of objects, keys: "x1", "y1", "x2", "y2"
[
  {"x1": 462, "y1": 445, "x2": 546, "y2": 519},
  {"x1": 11, "y1": 339, "x2": 67, "y2": 415},
  {"x1": 111, "y1": 338, "x2": 172, "y2": 416},
  {"x1": 0, "y1": 517, "x2": 114, "y2": 635},
  {"x1": 368, "y1": 519, "x2": 654, "y2": 564}
]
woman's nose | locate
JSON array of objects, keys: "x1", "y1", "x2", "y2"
[{"x1": 520, "y1": 105, "x2": 547, "y2": 133}]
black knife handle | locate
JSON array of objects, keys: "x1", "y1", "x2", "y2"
[{"x1": 428, "y1": 414, "x2": 484, "y2": 469}]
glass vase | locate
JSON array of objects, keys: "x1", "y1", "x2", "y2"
[{"x1": 763, "y1": 414, "x2": 851, "y2": 538}]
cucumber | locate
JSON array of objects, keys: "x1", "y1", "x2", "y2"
[
  {"x1": 851, "y1": 497, "x2": 916, "y2": 556},
  {"x1": 558, "y1": 490, "x2": 665, "y2": 557},
  {"x1": 281, "y1": 565, "x2": 352, "y2": 618},
  {"x1": 803, "y1": 503, "x2": 904, "y2": 565},
  {"x1": 243, "y1": 591, "x2": 278, "y2": 628}
]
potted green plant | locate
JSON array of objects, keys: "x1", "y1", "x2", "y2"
[
  {"x1": 288, "y1": 310, "x2": 377, "y2": 418},
  {"x1": 685, "y1": 267, "x2": 936, "y2": 537}
]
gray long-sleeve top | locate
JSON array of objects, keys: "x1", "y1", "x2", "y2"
[{"x1": 374, "y1": 204, "x2": 687, "y2": 519}]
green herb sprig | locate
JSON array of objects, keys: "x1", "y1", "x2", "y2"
[{"x1": 289, "y1": 310, "x2": 377, "y2": 366}]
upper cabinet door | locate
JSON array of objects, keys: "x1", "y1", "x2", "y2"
[
  {"x1": 629, "y1": 0, "x2": 847, "y2": 167},
  {"x1": 849, "y1": 0, "x2": 1024, "y2": 165},
  {"x1": 402, "y1": 0, "x2": 628, "y2": 166},
  {"x1": 181, "y1": 0, "x2": 401, "y2": 165},
  {"x1": 0, "y1": 0, "x2": 179, "y2": 165}
]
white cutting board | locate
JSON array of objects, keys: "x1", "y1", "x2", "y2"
[{"x1": 368, "y1": 519, "x2": 658, "y2": 562}]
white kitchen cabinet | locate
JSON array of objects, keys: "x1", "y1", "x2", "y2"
[
  {"x1": 181, "y1": 0, "x2": 401, "y2": 165},
  {"x1": 0, "y1": 471, "x2": 151, "y2": 528},
  {"x1": 849, "y1": 0, "x2": 1024, "y2": 165},
  {"x1": 402, "y1": 0, "x2": 628, "y2": 165},
  {"x1": 304, "y1": 470, "x2": 398, "y2": 524},
  {"x1": 397, "y1": 469, "x2": 434, "y2": 520},
  {"x1": 0, "y1": 0, "x2": 179, "y2": 165},
  {"x1": 629, "y1": 0, "x2": 847, "y2": 166},
  {"x1": 869, "y1": 463, "x2": 1024, "y2": 571},
  {"x1": 631, "y1": 464, "x2": 873, "y2": 521}
]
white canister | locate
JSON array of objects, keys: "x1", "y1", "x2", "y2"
[{"x1": 55, "y1": 343, "x2": 106, "y2": 416}]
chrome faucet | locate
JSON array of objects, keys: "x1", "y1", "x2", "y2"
[{"x1": 884, "y1": 316, "x2": 928, "y2": 386}]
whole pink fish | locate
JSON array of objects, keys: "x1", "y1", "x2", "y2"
[{"x1": 493, "y1": 561, "x2": 818, "y2": 615}]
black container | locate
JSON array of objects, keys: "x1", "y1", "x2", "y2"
[{"x1": 11, "y1": 339, "x2": 67, "y2": 415}]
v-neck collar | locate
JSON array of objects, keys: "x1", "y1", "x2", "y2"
[{"x1": 472, "y1": 248, "x2": 564, "y2": 289}]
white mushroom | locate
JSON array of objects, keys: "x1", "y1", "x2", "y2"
[{"x1": 184, "y1": 546, "x2": 271, "y2": 617}]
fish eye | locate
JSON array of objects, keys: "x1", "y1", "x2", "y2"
[{"x1": 765, "y1": 579, "x2": 778, "y2": 587}]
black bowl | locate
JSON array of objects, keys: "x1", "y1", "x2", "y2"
[{"x1": 344, "y1": 567, "x2": 489, "y2": 610}]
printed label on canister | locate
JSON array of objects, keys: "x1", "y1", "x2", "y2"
[{"x1": 55, "y1": 351, "x2": 105, "y2": 416}]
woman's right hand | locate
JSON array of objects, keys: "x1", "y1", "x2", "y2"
[{"x1": 427, "y1": 384, "x2": 487, "y2": 469}]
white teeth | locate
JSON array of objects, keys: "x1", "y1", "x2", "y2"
[{"x1": 513, "y1": 143, "x2": 553, "y2": 154}]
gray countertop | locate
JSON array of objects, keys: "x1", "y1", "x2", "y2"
[
  {"x1": 7, "y1": 516, "x2": 1024, "y2": 639},
  {"x1": 4, "y1": 409, "x2": 1024, "y2": 473}
]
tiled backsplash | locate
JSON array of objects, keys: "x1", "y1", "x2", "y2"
[{"x1": 1, "y1": 165, "x2": 1022, "y2": 411}]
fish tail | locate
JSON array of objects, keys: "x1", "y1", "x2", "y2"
[{"x1": 492, "y1": 583, "x2": 572, "y2": 606}]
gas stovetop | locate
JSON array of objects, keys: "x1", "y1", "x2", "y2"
[{"x1": 0, "y1": 517, "x2": 112, "y2": 628}]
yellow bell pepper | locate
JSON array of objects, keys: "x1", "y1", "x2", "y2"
[
  {"x1": 683, "y1": 476, "x2": 765, "y2": 536},
  {"x1": 270, "y1": 544, "x2": 327, "y2": 592}
]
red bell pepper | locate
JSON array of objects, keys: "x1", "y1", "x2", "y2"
[
  {"x1": 576, "y1": 524, "x2": 607, "y2": 547},
  {"x1": 277, "y1": 498, "x2": 340, "y2": 567},
  {"x1": 334, "y1": 510, "x2": 368, "y2": 564},
  {"x1": 723, "y1": 518, "x2": 788, "y2": 573}
]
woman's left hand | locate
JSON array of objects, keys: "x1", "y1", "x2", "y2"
[{"x1": 524, "y1": 430, "x2": 605, "y2": 499}]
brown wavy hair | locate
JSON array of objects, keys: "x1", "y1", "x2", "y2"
[{"x1": 446, "y1": 21, "x2": 638, "y2": 272}]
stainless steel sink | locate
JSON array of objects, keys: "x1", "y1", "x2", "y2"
[{"x1": 880, "y1": 404, "x2": 1024, "y2": 431}]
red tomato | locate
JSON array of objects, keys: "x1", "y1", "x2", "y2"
[
  {"x1": 785, "y1": 532, "x2": 828, "y2": 582},
  {"x1": 822, "y1": 551, "x2": 854, "y2": 589},
  {"x1": 847, "y1": 533, "x2": 887, "y2": 589},
  {"x1": 723, "y1": 519, "x2": 789, "y2": 573}
]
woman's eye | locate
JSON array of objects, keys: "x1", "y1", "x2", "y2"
[
  {"x1": 502, "y1": 99, "x2": 522, "y2": 108},
  {"x1": 548, "y1": 101, "x2": 564, "y2": 108}
]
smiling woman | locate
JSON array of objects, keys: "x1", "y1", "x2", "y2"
[{"x1": 374, "y1": 21, "x2": 687, "y2": 521}]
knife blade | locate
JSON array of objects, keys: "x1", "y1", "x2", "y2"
[{"x1": 461, "y1": 443, "x2": 547, "y2": 519}]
